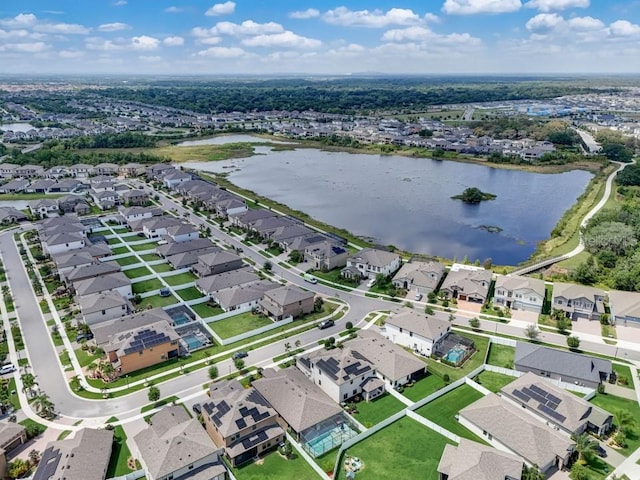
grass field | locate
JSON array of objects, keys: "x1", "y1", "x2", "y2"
[
  {"x1": 209, "y1": 311, "x2": 273, "y2": 339},
  {"x1": 123, "y1": 266, "x2": 152, "y2": 279},
  {"x1": 140, "y1": 253, "x2": 162, "y2": 261},
  {"x1": 485, "y1": 343, "x2": 515, "y2": 369},
  {"x1": 402, "y1": 374, "x2": 446, "y2": 402},
  {"x1": 129, "y1": 241, "x2": 159, "y2": 251},
  {"x1": 115, "y1": 255, "x2": 141, "y2": 267},
  {"x1": 150, "y1": 142, "x2": 256, "y2": 163},
  {"x1": 612, "y1": 364, "x2": 634, "y2": 389},
  {"x1": 335, "y1": 417, "x2": 453, "y2": 480},
  {"x1": 132, "y1": 278, "x2": 164, "y2": 294},
  {"x1": 106, "y1": 425, "x2": 135, "y2": 478},
  {"x1": 233, "y1": 451, "x2": 318, "y2": 480},
  {"x1": 75, "y1": 348, "x2": 101, "y2": 368},
  {"x1": 474, "y1": 370, "x2": 516, "y2": 393},
  {"x1": 140, "y1": 294, "x2": 179, "y2": 308},
  {"x1": 175, "y1": 286, "x2": 205, "y2": 301},
  {"x1": 164, "y1": 271, "x2": 198, "y2": 286},
  {"x1": 191, "y1": 302, "x2": 225, "y2": 318},
  {"x1": 150, "y1": 263, "x2": 174, "y2": 273},
  {"x1": 111, "y1": 246, "x2": 130, "y2": 255},
  {"x1": 414, "y1": 384, "x2": 487, "y2": 444},
  {"x1": 590, "y1": 393, "x2": 640, "y2": 456},
  {"x1": 352, "y1": 393, "x2": 405, "y2": 427},
  {"x1": 424, "y1": 332, "x2": 489, "y2": 381}
]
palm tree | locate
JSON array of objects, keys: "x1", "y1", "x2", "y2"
[
  {"x1": 85, "y1": 362, "x2": 98, "y2": 379},
  {"x1": 20, "y1": 373, "x2": 36, "y2": 399},
  {"x1": 32, "y1": 393, "x2": 55, "y2": 419},
  {"x1": 571, "y1": 432, "x2": 598, "y2": 464}
]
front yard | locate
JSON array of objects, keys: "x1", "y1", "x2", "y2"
[
  {"x1": 209, "y1": 311, "x2": 274, "y2": 339},
  {"x1": 351, "y1": 393, "x2": 405, "y2": 427},
  {"x1": 164, "y1": 271, "x2": 198, "y2": 286},
  {"x1": 106, "y1": 425, "x2": 136, "y2": 478}
]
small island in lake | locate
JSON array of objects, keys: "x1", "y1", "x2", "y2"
[{"x1": 451, "y1": 187, "x2": 497, "y2": 204}]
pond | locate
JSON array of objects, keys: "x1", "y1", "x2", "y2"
[
  {"x1": 181, "y1": 144, "x2": 592, "y2": 266},
  {"x1": 0, "y1": 123, "x2": 34, "y2": 132}
]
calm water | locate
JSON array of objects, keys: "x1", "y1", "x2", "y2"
[
  {"x1": 0, "y1": 200, "x2": 29, "y2": 209},
  {"x1": 0, "y1": 123, "x2": 34, "y2": 132},
  {"x1": 181, "y1": 145, "x2": 592, "y2": 265}
]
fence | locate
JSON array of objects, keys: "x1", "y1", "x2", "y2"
[
  {"x1": 405, "y1": 410, "x2": 460, "y2": 443},
  {"x1": 218, "y1": 316, "x2": 294, "y2": 346},
  {"x1": 286, "y1": 431, "x2": 331, "y2": 480},
  {"x1": 488, "y1": 335, "x2": 517, "y2": 347},
  {"x1": 107, "y1": 469, "x2": 146, "y2": 480},
  {"x1": 483, "y1": 364, "x2": 595, "y2": 396}
]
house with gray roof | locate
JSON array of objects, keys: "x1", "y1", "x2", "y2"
[
  {"x1": 29, "y1": 198, "x2": 59, "y2": 218},
  {"x1": 49, "y1": 178, "x2": 83, "y2": 193},
  {"x1": 392, "y1": 260, "x2": 445, "y2": 295},
  {"x1": 285, "y1": 233, "x2": 330, "y2": 253},
  {"x1": 121, "y1": 188, "x2": 149, "y2": 206},
  {"x1": 93, "y1": 308, "x2": 173, "y2": 347},
  {"x1": 134, "y1": 406, "x2": 227, "y2": 480},
  {"x1": 193, "y1": 250, "x2": 244, "y2": 278},
  {"x1": 157, "y1": 238, "x2": 216, "y2": 258},
  {"x1": 163, "y1": 170, "x2": 193, "y2": 189},
  {"x1": 73, "y1": 271, "x2": 132, "y2": 299},
  {"x1": 42, "y1": 231, "x2": 86, "y2": 256},
  {"x1": 259, "y1": 285, "x2": 315, "y2": 320},
  {"x1": 304, "y1": 241, "x2": 349, "y2": 271},
  {"x1": 0, "y1": 207, "x2": 27, "y2": 224},
  {"x1": 342, "y1": 247, "x2": 402, "y2": 280},
  {"x1": 33, "y1": 428, "x2": 113, "y2": 480},
  {"x1": 167, "y1": 247, "x2": 220, "y2": 269},
  {"x1": 0, "y1": 421, "x2": 26, "y2": 454},
  {"x1": 53, "y1": 250, "x2": 95, "y2": 275},
  {"x1": 440, "y1": 268, "x2": 492, "y2": 304},
  {"x1": 438, "y1": 439, "x2": 524, "y2": 480},
  {"x1": 26, "y1": 178, "x2": 55, "y2": 194},
  {"x1": 212, "y1": 197, "x2": 247, "y2": 218},
  {"x1": 269, "y1": 223, "x2": 313, "y2": 243},
  {"x1": 494, "y1": 274, "x2": 546, "y2": 313},
  {"x1": 119, "y1": 205, "x2": 162, "y2": 226},
  {"x1": 501, "y1": 372, "x2": 612, "y2": 436},
  {"x1": 196, "y1": 267, "x2": 261, "y2": 297},
  {"x1": 514, "y1": 342, "x2": 613, "y2": 389},
  {"x1": 78, "y1": 291, "x2": 133, "y2": 326},
  {"x1": 212, "y1": 280, "x2": 280, "y2": 312},
  {"x1": 57, "y1": 194, "x2": 89, "y2": 214},
  {"x1": 65, "y1": 260, "x2": 120, "y2": 284},
  {"x1": 203, "y1": 379, "x2": 285, "y2": 466},
  {"x1": 552, "y1": 282, "x2": 606, "y2": 321},
  {"x1": 141, "y1": 216, "x2": 184, "y2": 239},
  {"x1": 384, "y1": 309, "x2": 451, "y2": 357},
  {"x1": 0, "y1": 178, "x2": 29, "y2": 194},
  {"x1": 14, "y1": 164, "x2": 44, "y2": 178},
  {"x1": 459, "y1": 393, "x2": 574, "y2": 473},
  {"x1": 230, "y1": 208, "x2": 277, "y2": 229},
  {"x1": 166, "y1": 223, "x2": 199, "y2": 243},
  {"x1": 608, "y1": 290, "x2": 640, "y2": 327},
  {"x1": 251, "y1": 216, "x2": 297, "y2": 238}
]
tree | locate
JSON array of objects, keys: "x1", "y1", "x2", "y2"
[
  {"x1": 556, "y1": 317, "x2": 570, "y2": 335},
  {"x1": 425, "y1": 306, "x2": 435, "y2": 315},
  {"x1": 20, "y1": 373, "x2": 36, "y2": 398},
  {"x1": 28, "y1": 449, "x2": 41, "y2": 467},
  {"x1": 583, "y1": 222, "x2": 637, "y2": 256},
  {"x1": 294, "y1": 339, "x2": 301, "y2": 349},
  {"x1": 469, "y1": 317, "x2": 480, "y2": 330},
  {"x1": 601, "y1": 142, "x2": 633, "y2": 163},
  {"x1": 208, "y1": 365, "x2": 218, "y2": 380},
  {"x1": 280, "y1": 440, "x2": 293, "y2": 459},
  {"x1": 7, "y1": 458, "x2": 29, "y2": 479},
  {"x1": 288, "y1": 250, "x2": 302, "y2": 263},
  {"x1": 314, "y1": 296, "x2": 324, "y2": 313},
  {"x1": 32, "y1": 392, "x2": 55, "y2": 419},
  {"x1": 284, "y1": 342, "x2": 291, "y2": 354},
  {"x1": 614, "y1": 408, "x2": 635, "y2": 437},
  {"x1": 567, "y1": 335, "x2": 581, "y2": 350},
  {"x1": 263, "y1": 260, "x2": 273, "y2": 272},
  {"x1": 148, "y1": 386, "x2": 160, "y2": 403},
  {"x1": 234, "y1": 358, "x2": 245, "y2": 370},
  {"x1": 522, "y1": 465, "x2": 546, "y2": 480},
  {"x1": 524, "y1": 324, "x2": 540, "y2": 341},
  {"x1": 448, "y1": 313, "x2": 456, "y2": 322},
  {"x1": 571, "y1": 432, "x2": 598, "y2": 464},
  {"x1": 345, "y1": 322, "x2": 353, "y2": 330},
  {"x1": 572, "y1": 257, "x2": 598, "y2": 285},
  {"x1": 324, "y1": 337, "x2": 336, "y2": 350}
]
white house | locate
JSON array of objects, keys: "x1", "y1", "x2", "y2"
[
  {"x1": 79, "y1": 291, "x2": 133, "y2": 326},
  {"x1": 384, "y1": 309, "x2": 450, "y2": 356},
  {"x1": 163, "y1": 170, "x2": 192, "y2": 189},
  {"x1": 166, "y1": 223, "x2": 200, "y2": 243},
  {"x1": 142, "y1": 216, "x2": 183, "y2": 239},
  {"x1": 119, "y1": 206, "x2": 160, "y2": 225},
  {"x1": 42, "y1": 232, "x2": 86, "y2": 256},
  {"x1": 494, "y1": 274, "x2": 546, "y2": 313},
  {"x1": 29, "y1": 199, "x2": 59, "y2": 218},
  {"x1": 341, "y1": 247, "x2": 401, "y2": 279}
]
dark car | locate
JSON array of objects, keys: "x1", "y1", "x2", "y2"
[
  {"x1": 318, "y1": 319, "x2": 335, "y2": 330},
  {"x1": 76, "y1": 331, "x2": 94, "y2": 342},
  {"x1": 596, "y1": 445, "x2": 607, "y2": 458},
  {"x1": 192, "y1": 403, "x2": 202, "y2": 415},
  {"x1": 232, "y1": 351, "x2": 248, "y2": 360}
]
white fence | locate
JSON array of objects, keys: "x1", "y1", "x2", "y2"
[
  {"x1": 488, "y1": 335, "x2": 517, "y2": 347},
  {"x1": 483, "y1": 364, "x2": 596, "y2": 396},
  {"x1": 406, "y1": 410, "x2": 460, "y2": 442},
  {"x1": 107, "y1": 469, "x2": 146, "y2": 480},
  {"x1": 286, "y1": 431, "x2": 331, "y2": 480}
]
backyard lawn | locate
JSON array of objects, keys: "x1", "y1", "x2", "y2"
[
  {"x1": 129, "y1": 241, "x2": 159, "y2": 251},
  {"x1": 106, "y1": 425, "x2": 135, "y2": 478},
  {"x1": 209, "y1": 311, "x2": 273, "y2": 339},
  {"x1": 474, "y1": 370, "x2": 516, "y2": 393},
  {"x1": 335, "y1": 417, "x2": 454, "y2": 480},
  {"x1": 485, "y1": 343, "x2": 515, "y2": 369},
  {"x1": 123, "y1": 266, "x2": 152, "y2": 279},
  {"x1": 111, "y1": 246, "x2": 130, "y2": 255},
  {"x1": 140, "y1": 253, "x2": 162, "y2": 262},
  {"x1": 414, "y1": 384, "x2": 487, "y2": 444},
  {"x1": 107, "y1": 237, "x2": 122, "y2": 245},
  {"x1": 402, "y1": 373, "x2": 446, "y2": 402},
  {"x1": 132, "y1": 278, "x2": 164, "y2": 294},
  {"x1": 111, "y1": 227, "x2": 129, "y2": 234},
  {"x1": 191, "y1": 302, "x2": 225, "y2": 318},
  {"x1": 233, "y1": 451, "x2": 318, "y2": 480},
  {"x1": 424, "y1": 333, "x2": 489, "y2": 381},
  {"x1": 352, "y1": 393, "x2": 405, "y2": 427},
  {"x1": 140, "y1": 294, "x2": 179, "y2": 309},
  {"x1": 175, "y1": 286, "x2": 205, "y2": 301},
  {"x1": 164, "y1": 271, "x2": 198, "y2": 286},
  {"x1": 151, "y1": 263, "x2": 174, "y2": 273},
  {"x1": 115, "y1": 255, "x2": 141, "y2": 267},
  {"x1": 590, "y1": 393, "x2": 640, "y2": 456}
]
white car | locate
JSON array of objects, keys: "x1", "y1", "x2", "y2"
[
  {"x1": 366, "y1": 278, "x2": 376, "y2": 288},
  {"x1": 415, "y1": 293, "x2": 423, "y2": 301},
  {"x1": 0, "y1": 363, "x2": 16, "y2": 375}
]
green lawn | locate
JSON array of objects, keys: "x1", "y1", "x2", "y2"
[
  {"x1": 123, "y1": 266, "x2": 152, "y2": 279},
  {"x1": 191, "y1": 302, "x2": 225, "y2": 318},
  {"x1": 75, "y1": 348, "x2": 101, "y2": 368},
  {"x1": 403, "y1": 373, "x2": 446, "y2": 402},
  {"x1": 164, "y1": 271, "x2": 198, "y2": 286},
  {"x1": 423, "y1": 333, "x2": 489, "y2": 381},
  {"x1": 111, "y1": 227, "x2": 129, "y2": 234},
  {"x1": 612, "y1": 364, "x2": 634, "y2": 389},
  {"x1": 335, "y1": 417, "x2": 454, "y2": 480},
  {"x1": 233, "y1": 451, "x2": 319, "y2": 480},
  {"x1": 107, "y1": 237, "x2": 122, "y2": 245},
  {"x1": 474, "y1": 370, "x2": 516, "y2": 393},
  {"x1": 175, "y1": 287, "x2": 205, "y2": 301},
  {"x1": 106, "y1": 425, "x2": 135, "y2": 478},
  {"x1": 590, "y1": 393, "x2": 640, "y2": 456},
  {"x1": 140, "y1": 253, "x2": 162, "y2": 262},
  {"x1": 132, "y1": 278, "x2": 164, "y2": 294},
  {"x1": 209, "y1": 311, "x2": 273, "y2": 339},
  {"x1": 485, "y1": 343, "x2": 515, "y2": 369},
  {"x1": 140, "y1": 294, "x2": 179, "y2": 309},
  {"x1": 115, "y1": 255, "x2": 141, "y2": 267},
  {"x1": 111, "y1": 246, "x2": 130, "y2": 255},
  {"x1": 129, "y1": 241, "x2": 159, "y2": 251},
  {"x1": 414, "y1": 384, "x2": 487, "y2": 444},
  {"x1": 150, "y1": 263, "x2": 174, "y2": 273},
  {"x1": 352, "y1": 394, "x2": 405, "y2": 427}
]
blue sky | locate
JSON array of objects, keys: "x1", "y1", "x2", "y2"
[{"x1": 1, "y1": 0, "x2": 639, "y2": 74}]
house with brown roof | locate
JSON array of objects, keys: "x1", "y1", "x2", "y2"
[
  {"x1": 392, "y1": 260, "x2": 445, "y2": 294},
  {"x1": 203, "y1": 379, "x2": 285, "y2": 466},
  {"x1": 134, "y1": 406, "x2": 227, "y2": 480},
  {"x1": 258, "y1": 285, "x2": 315, "y2": 320},
  {"x1": 438, "y1": 439, "x2": 524, "y2": 480},
  {"x1": 440, "y1": 267, "x2": 492, "y2": 303}
]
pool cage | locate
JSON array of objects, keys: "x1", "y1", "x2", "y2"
[
  {"x1": 433, "y1": 333, "x2": 475, "y2": 366},
  {"x1": 301, "y1": 415, "x2": 359, "y2": 458}
]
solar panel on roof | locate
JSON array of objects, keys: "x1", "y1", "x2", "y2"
[
  {"x1": 539, "y1": 404, "x2": 566, "y2": 423},
  {"x1": 513, "y1": 389, "x2": 531, "y2": 402},
  {"x1": 547, "y1": 402, "x2": 559, "y2": 411},
  {"x1": 547, "y1": 394, "x2": 562, "y2": 405},
  {"x1": 529, "y1": 384, "x2": 548, "y2": 397},
  {"x1": 522, "y1": 387, "x2": 547, "y2": 405},
  {"x1": 235, "y1": 418, "x2": 247, "y2": 429}
]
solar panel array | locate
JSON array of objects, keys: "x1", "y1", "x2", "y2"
[
  {"x1": 512, "y1": 383, "x2": 567, "y2": 424},
  {"x1": 122, "y1": 328, "x2": 172, "y2": 355},
  {"x1": 207, "y1": 400, "x2": 231, "y2": 427},
  {"x1": 316, "y1": 357, "x2": 371, "y2": 382}
]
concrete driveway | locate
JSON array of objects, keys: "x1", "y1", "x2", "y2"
[
  {"x1": 572, "y1": 317, "x2": 602, "y2": 338},
  {"x1": 457, "y1": 300, "x2": 482, "y2": 314},
  {"x1": 511, "y1": 309, "x2": 539, "y2": 324},
  {"x1": 615, "y1": 323, "x2": 640, "y2": 344}
]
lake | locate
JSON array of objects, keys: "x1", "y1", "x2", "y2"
[
  {"x1": 180, "y1": 139, "x2": 592, "y2": 266},
  {"x1": 0, "y1": 123, "x2": 34, "y2": 132}
]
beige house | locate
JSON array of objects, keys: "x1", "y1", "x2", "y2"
[
  {"x1": 392, "y1": 260, "x2": 445, "y2": 294},
  {"x1": 438, "y1": 439, "x2": 523, "y2": 480},
  {"x1": 259, "y1": 285, "x2": 315, "y2": 320}
]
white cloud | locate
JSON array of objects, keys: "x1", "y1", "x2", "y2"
[
  {"x1": 526, "y1": 13, "x2": 564, "y2": 32},
  {"x1": 0, "y1": 41, "x2": 48, "y2": 53},
  {"x1": 98, "y1": 22, "x2": 130, "y2": 32},
  {"x1": 382, "y1": 26, "x2": 481, "y2": 46},
  {"x1": 442, "y1": 0, "x2": 522, "y2": 15},
  {"x1": 323, "y1": 7, "x2": 422, "y2": 28},
  {"x1": 131, "y1": 35, "x2": 160, "y2": 50},
  {"x1": 139, "y1": 55, "x2": 162, "y2": 62},
  {"x1": 241, "y1": 31, "x2": 322, "y2": 49},
  {"x1": 524, "y1": 0, "x2": 589, "y2": 11},
  {"x1": 424, "y1": 13, "x2": 441, "y2": 23},
  {"x1": 113, "y1": 1, "x2": 127, "y2": 6},
  {"x1": 567, "y1": 16, "x2": 604, "y2": 30},
  {"x1": 208, "y1": 20, "x2": 284, "y2": 36},
  {"x1": 59, "y1": 49, "x2": 83, "y2": 58},
  {"x1": 610, "y1": 20, "x2": 640, "y2": 37},
  {"x1": 164, "y1": 6, "x2": 184, "y2": 13},
  {"x1": 163, "y1": 36, "x2": 184, "y2": 46},
  {"x1": 0, "y1": 13, "x2": 89, "y2": 34},
  {"x1": 196, "y1": 46, "x2": 246, "y2": 58},
  {"x1": 0, "y1": 13, "x2": 37, "y2": 28},
  {"x1": 289, "y1": 9, "x2": 320, "y2": 19},
  {"x1": 205, "y1": 1, "x2": 236, "y2": 17}
]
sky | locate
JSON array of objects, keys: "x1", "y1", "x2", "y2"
[{"x1": 1, "y1": 0, "x2": 639, "y2": 75}]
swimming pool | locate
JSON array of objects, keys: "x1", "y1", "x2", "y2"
[
  {"x1": 183, "y1": 333, "x2": 204, "y2": 350},
  {"x1": 172, "y1": 313, "x2": 192, "y2": 326},
  {"x1": 444, "y1": 346, "x2": 466, "y2": 364},
  {"x1": 304, "y1": 423, "x2": 359, "y2": 457}
]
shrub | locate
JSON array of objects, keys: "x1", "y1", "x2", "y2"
[{"x1": 345, "y1": 321, "x2": 353, "y2": 330}]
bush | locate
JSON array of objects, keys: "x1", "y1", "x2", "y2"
[
  {"x1": 345, "y1": 321, "x2": 353, "y2": 330},
  {"x1": 208, "y1": 365, "x2": 218, "y2": 380},
  {"x1": 443, "y1": 374, "x2": 450, "y2": 384}
]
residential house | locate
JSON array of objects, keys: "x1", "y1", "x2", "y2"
[
  {"x1": 167, "y1": 248, "x2": 220, "y2": 269},
  {"x1": 259, "y1": 285, "x2": 315, "y2": 320},
  {"x1": 49, "y1": 178, "x2": 82, "y2": 193},
  {"x1": 92, "y1": 163, "x2": 119, "y2": 176},
  {"x1": 14, "y1": 164, "x2": 44, "y2": 178},
  {"x1": 92, "y1": 190, "x2": 119, "y2": 210},
  {"x1": 230, "y1": 208, "x2": 277, "y2": 229},
  {"x1": 53, "y1": 250, "x2": 95, "y2": 276},
  {"x1": 146, "y1": 163, "x2": 175, "y2": 180},
  {"x1": 0, "y1": 207, "x2": 27, "y2": 224},
  {"x1": 166, "y1": 223, "x2": 199, "y2": 243},
  {"x1": 92, "y1": 181, "x2": 116, "y2": 193},
  {"x1": 121, "y1": 188, "x2": 149, "y2": 206},
  {"x1": 552, "y1": 282, "x2": 606, "y2": 321},
  {"x1": 304, "y1": 241, "x2": 349, "y2": 271},
  {"x1": 156, "y1": 238, "x2": 216, "y2": 258},
  {"x1": 73, "y1": 272, "x2": 132, "y2": 299},
  {"x1": 134, "y1": 406, "x2": 227, "y2": 480},
  {"x1": 29, "y1": 199, "x2": 59, "y2": 218},
  {"x1": 384, "y1": 309, "x2": 451, "y2": 357},
  {"x1": 440, "y1": 267, "x2": 492, "y2": 303},
  {"x1": 25, "y1": 179, "x2": 55, "y2": 194},
  {"x1": 193, "y1": 250, "x2": 244, "y2": 278},
  {"x1": 494, "y1": 275, "x2": 546, "y2": 313},
  {"x1": 103, "y1": 320, "x2": 180, "y2": 375},
  {"x1": 32, "y1": 428, "x2": 113, "y2": 480},
  {"x1": 514, "y1": 342, "x2": 613, "y2": 389},
  {"x1": 212, "y1": 280, "x2": 280, "y2": 312},
  {"x1": 44, "y1": 166, "x2": 68, "y2": 179},
  {"x1": 119, "y1": 162, "x2": 145, "y2": 177},
  {"x1": 459, "y1": 393, "x2": 574, "y2": 473},
  {"x1": 0, "y1": 164, "x2": 17, "y2": 179},
  {"x1": 163, "y1": 170, "x2": 193, "y2": 189},
  {"x1": 392, "y1": 260, "x2": 445, "y2": 294},
  {"x1": 250, "y1": 217, "x2": 298, "y2": 239},
  {"x1": 196, "y1": 268, "x2": 261, "y2": 296},
  {"x1": 141, "y1": 216, "x2": 184, "y2": 239},
  {"x1": 78, "y1": 291, "x2": 133, "y2": 326},
  {"x1": 501, "y1": 372, "x2": 612, "y2": 436},
  {"x1": 92, "y1": 308, "x2": 174, "y2": 347},
  {"x1": 213, "y1": 197, "x2": 248, "y2": 218},
  {"x1": 268, "y1": 224, "x2": 313, "y2": 244},
  {"x1": 285, "y1": 233, "x2": 331, "y2": 254},
  {"x1": 341, "y1": 248, "x2": 402, "y2": 280},
  {"x1": 0, "y1": 421, "x2": 27, "y2": 454},
  {"x1": 609, "y1": 290, "x2": 640, "y2": 327},
  {"x1": 438, "y1": 439, "x2": 524, "y2": 480},
  {"x1": 57, "y1": 194, "x2": 89, "y2": 214},
  {"x1": 203, "y1": 379, "x2": 285, "y2": 466},
  {"x1": 42, "y1": 231, "x2": 86, "y2": 256},
  {"x1": 64, "y1": 260, "x2": 121, "y2": 284},
  {"x1": 119, "y1": 206, "x2": 162, "y2": 226},
  {"x1": 0, "y1": 179, "x2": 29, "y2": 194},
  {"x1": 68, "y1": 163, "x2": 92, "y2": 178}
]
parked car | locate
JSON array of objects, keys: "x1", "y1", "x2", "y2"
[
  {"x1": 415, "y1": 292, "x2": 423, "y2": 301},
  {"x1": 192, "y1": 403, "x2": 202, "y2": 415},
  {"x1": 0, "y1": 363, "x2": 16, "y2": 375},
  {"x1": 596, "y1": 445, "x2": 607, "y2": 458},
  {"x1": 232, "y1": 351, "x2": 248, "y2": 360},
  {"x1": 304, "y1": 274, "x2": 318, "y2": 284},
  {"x1": 76, "y1": 331, "x2": 94, "y2": 342},
  {"x1": 366, "y1": 278, "x2": 376, "y2": 288},
  {"x1": 318, "y1": 319, "x2": 335, "y2": 330}
]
